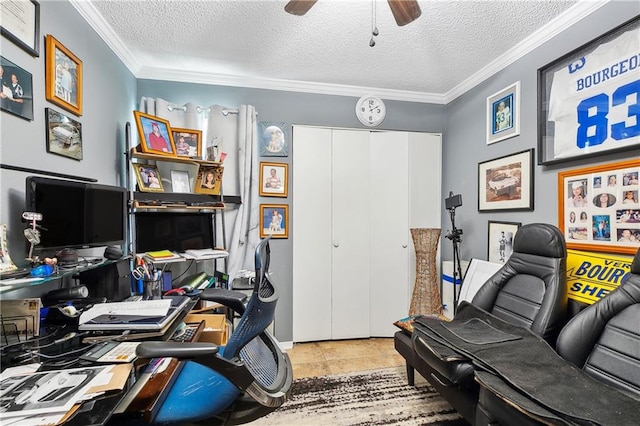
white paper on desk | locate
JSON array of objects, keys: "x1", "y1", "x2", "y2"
[
  {"x1": 183, "y1": 248, "x2": 229, "y2": 259},
  {"x1": 0, "y1": 412, "x2": 67, "y2": 426},
  {"x1": 79, "y1": 299, "x2": 171, "y2": 324}
]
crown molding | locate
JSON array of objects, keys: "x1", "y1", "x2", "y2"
[
  {"x1": 72, "y1": 0, "x2": 608, "y2": 105},
  {"x1": 444, "y1": 0, "x2": 610, "y2": 103}
]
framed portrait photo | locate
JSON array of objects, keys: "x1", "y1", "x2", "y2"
[
  {"x1": 0, "y1": 56, "x2": 34, "y2": 121},
  {"x1": 170, "y1": 169, "x2": 191, "y2": 193},
  {"x1": 194, "y1": 165, "x2": 223, "y2": 195},
  {"x1": 44, "y1": 34, "x2": 82, "y2": 116},
  {"x1": 558, "y1": 158, "x2": 640, "y2": 255},
  {"x1": 45, "y1": 107, "x2": 82, "y2": 161},
  {"x1": 260, "y1": 204, "x2": 289, "y2": 238},
  {"x1": 1, "y1": 0, "x2": 40, "y2": 57},
  {"x1": 538, "y1": 17, "x2": 640, "y2": 165},
  {"x1": 258, "y1": 121, "x2": 290, "y2": 157},
  {"x1": 487, "y1": 221, "x2": 521, "y2": 264},
  {"x1": 478, "y1": 148, "x2": 534, "y2": 212},
  {"x1": 133, "y1": 110, "x2": 177, "y2": 157},
  {"x1": 171, "y1": 127, "x2": 202, "y2": 158},
  {"x1": 134, "y1": 164, "x2": 164, "y2": 192},
  {"x1": 486, "y1": 81, "x2": 520, "y2": 145},
  {"x1": 259, "y1": 162, "x2": 288, "y2": 197}
]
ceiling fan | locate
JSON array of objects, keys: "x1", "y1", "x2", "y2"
[{"x1": 285, "y1": 0, "x2": 422, "y2": 27}]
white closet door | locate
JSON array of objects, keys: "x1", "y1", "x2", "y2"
[
  {"x1": 292, "y1": 126, "x2": 333, "y2": 342},
  {"x1": 369, "y1": 131, "x2": 410, "y2": 336},
  {"x1": 331, "y1": 129, "x2": 371, "y2": 339}
]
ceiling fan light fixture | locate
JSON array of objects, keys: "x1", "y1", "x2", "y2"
[
  {"x1": 387, "y1": 0, "x2": 422, "y2": 26},
  {"x1": 284, "y1": 0, "x2": 318, "y2": 16}
]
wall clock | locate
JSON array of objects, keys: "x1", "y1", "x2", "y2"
[{"x1": 355, "y1": 96, "x2": 386, "y2": 127}]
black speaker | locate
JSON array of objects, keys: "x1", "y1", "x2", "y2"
[
  {"x1": 42, "y1": 285, "x2": 89, "y2": 306},
  {"x1": 104, "y1": 245, "x2": 123, "y2": 260},
  {"x1": 79, "y1": 259, "x2": 131, "y2": 302}
]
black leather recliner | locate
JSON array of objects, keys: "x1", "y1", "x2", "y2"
[
  {"x1": 412, "y1": 223, "x2": 567, "y2": 422},
  {"x1": 475, "y1": 247, "x2": 640, "y2": 425}
]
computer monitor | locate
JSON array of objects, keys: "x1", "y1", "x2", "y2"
[{"x1": 134, "y1": 212, "x2": 214, "y2": 253}]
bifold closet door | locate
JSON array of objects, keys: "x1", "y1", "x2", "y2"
[{"x1": 292, "y1": 126, "x2": 333, "y2": 342}]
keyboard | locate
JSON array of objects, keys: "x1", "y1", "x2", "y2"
[{"x1": 170, "y1": 321, "x2": 204, "y2": 342}]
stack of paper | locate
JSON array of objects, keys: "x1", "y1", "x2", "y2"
[
  {"x1": 144, "y1": 250, "x2": 181, "y2": 261},
  {"x1": 183, "y1": 248, "x2": 229, "y2": 259}
]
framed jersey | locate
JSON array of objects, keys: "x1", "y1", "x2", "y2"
[{"x1": 538, "y1": 16, "x2": 640, "y2": 165}]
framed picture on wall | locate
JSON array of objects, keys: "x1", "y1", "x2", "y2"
[
  {"x1": 133, "y1": 110, "x2": 177, "y2": 157},
  {"x1": 486, "y1": 81, "x2": 520, "y2": 145},
  {"x1": 0, "y1": 56, "x2": 34, "y2": 121},
  {"x1": 45, "y1": 107, "x2": 82, "y2": 161},
  {"x1": 558, "y1": 158, "x2": 640, "y2": 255},
  {"x1": 259, "y1": 162, "x2": 288, "y2": 197},
  {"x1": 260, "y1": 204, "x2": 289, "y2": 238},
  {"x1": 258, "y1": 121, "x2": 290, "y2": 157},
  {"x1": 537, "y1": 16, "x2": 640, "y2": 165},
  {"x1": 134, "y1": 164, "x2": 164, "y2": 192},
  {"x1": 45, "y1": 34, "x2": 82, "y2": 116},
  {"x1": 171, "y1": 127, "x2": 202, "y2": 158},
  {"x1": 478, "y1": 149, "x2": 534, "y2": 212},
  {"x1": 0, "y1": 0, "x2": 40, "y2": 57},
  {"x1": 487, "y1": 221, "x2": 521, "y2": 264}
]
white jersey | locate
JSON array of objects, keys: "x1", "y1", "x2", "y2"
[
  {"x1": 495, "y1": 106, "x2": 511, "y2": 131},
  {"x1": 548, "y1": 26, "x2": 640, "y2": 159}
]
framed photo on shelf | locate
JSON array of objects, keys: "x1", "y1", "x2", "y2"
[
  {"x1": 170, "y1": 170, "x2": 191, "y2": 193},
  {"x1": 259, "y1": 162, "x2": 288, "y2": 197},
  {"x1": 486, "y1": 81, "x2": 520, "y2": 145},
  {"x1": 0, "y1": 56, "x2": 34, "y2": 121},
  {"x1": 171, "y1": 127, "x2": 202, "y2": 158},
  {"x1": 45, "y1": 107, "x2": 82, "y2": 161},
  {"x1": 558, "y1": 158, "x2": 640, "y2": 255},
  {"x1": 0, "y1": 0, "x2": 40, "y2": 57},
  {"x1": 45, "y1": 34, "x2": 82, "y2": 116},
  {"x1": 133, "y1": 110, "x2": 177, "y2": 156},
  {"x1": 260, "y1": 204, "x2": 289, "y2": 238},
  {"x1": 134, "y1": 164, "x2": 164, "y2": 192},
  {"x1": 478, "y1": 149, "x2": 534, "y2": 212},
  {"x1": 258, "y1": 121, "x2": 290, "y2": 157},
  {"x1": 487, "y1": 221, "x2": 521, "y2": 264},
  {"x1": 194, "y1": 166, "x2": 223, "y2": 195},
  {"x1": 538, "y1": 16, "x2": 640, "y2": 165}
]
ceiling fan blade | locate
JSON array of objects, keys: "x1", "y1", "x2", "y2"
[
  {"x1": 285, "y1": 0, "x2": 318, "y2": 16},
  {"x1": 387, "y1": 0, "x2": 422, "y2": 26}
]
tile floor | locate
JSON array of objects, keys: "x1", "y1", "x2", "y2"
[{"x1": 286, "y1": 338, "x2": 406, "y2": 379}]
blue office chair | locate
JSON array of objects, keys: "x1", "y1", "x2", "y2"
[{"x1": 134, "y1": 236, "x2": 293, "y2": 424}]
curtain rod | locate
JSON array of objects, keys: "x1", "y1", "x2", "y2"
[{"x1": 166, "y1": 105, "x2": 240, "y2": 115}]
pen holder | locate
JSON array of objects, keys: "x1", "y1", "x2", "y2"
[{"x1": 143, "y1": 278, "x2": 163, "y2": 298}]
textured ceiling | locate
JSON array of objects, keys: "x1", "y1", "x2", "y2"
[{"x1": 79, "y1": 0, "x2": 591, "y2": 102}]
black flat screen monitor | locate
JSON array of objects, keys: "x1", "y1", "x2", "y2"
[
  {"x1": 25, "y1": 176, "x2": 127, "y2": 253},
  {"x1": 135, "y1": 212, "x2": 214, "y2": 253}
]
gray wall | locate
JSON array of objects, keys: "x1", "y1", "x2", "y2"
[
  {"x1": 443, "y1": 1, "x2": 640, "y2": 264},
  {"x1": 1, "y1": 1, "x2": 136, "y2": 271}
]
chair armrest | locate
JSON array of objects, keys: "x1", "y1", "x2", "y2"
[
  {"x1": 136, "y1": 341, "x2": 218, "y2": 359},
  {"x1": 199, "y1": 288, "x2": 248, "y2": 316}
]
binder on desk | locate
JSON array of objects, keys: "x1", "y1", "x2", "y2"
[{"x1": 78, "y1": 297, "x2": 190, "y2": 331}]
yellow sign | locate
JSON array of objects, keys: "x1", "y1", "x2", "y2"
[{"x1": 567, "y1": 249, "x2": 633, "y2": 305}]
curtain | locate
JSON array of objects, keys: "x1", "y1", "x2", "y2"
[{"x1": 138, "y1": 98, "x2": 260, "y2": 281}]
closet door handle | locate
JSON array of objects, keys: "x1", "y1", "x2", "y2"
[
  {"x1": 402, "y1": 243, "x2": 408, "y2": 248},
  {"x1": 333, "y1": 240, "x2": 340, "y2": 248}
]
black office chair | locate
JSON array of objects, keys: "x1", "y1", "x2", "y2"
[
  {"x1": 475, "y1": 247, "x2": 640, "y2": 425},
  {"x1": 411, "y1": 223, "x2": 567, "y2": 422},
  {"x1": 134, "y1": 236, "x2": 293, "y2": 425}
]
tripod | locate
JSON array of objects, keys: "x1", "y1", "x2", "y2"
[{"x1": 445, "y1": 206, "x2": 463, "y2": 315}]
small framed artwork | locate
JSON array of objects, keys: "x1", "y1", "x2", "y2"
[
  {"x1": 44, "y1": 34, "x2": 82, "y2": 116},
  {"x1": 260, "y1": 204, "x2": 289, "y2": 238},
  {"x1": 45, "y1": 107, "x2": 82, "y2": 161},
  {"x1": 558, "y1": 158, "x2": 640, "y2": 255},
  {"x1": 478, "y1": 148, "x2": 534, "y2": 212},
  {"x1": 1, "y1": 0, "x2": 40, "y2": 57},
  {"x1": 134, "y1": 164, "x2": 164, "y2": 192},
  {"x1": 259, "y1": 162, "x2": 288, "y2": 197},
  {"x1": 538, "y1": 17, "x2": 640, "y2": 165},
  {"x1": 171, "y1": 127, "x2": 202, "y2": 158},
  {"x1": 0, "y1": 56, "x2": 34, "y2": 121},
  {"x1": 486, "y1": 81, "x2": 520, "y2": 145},
  {"x1": 194, "y1": 165, "x2": 223, "y2": 195},
  {"x1": 170, "y1": 170, "x2": 191, "y2": 193},
  {"x1": 487, "y1": 221, "x2": 521, "y2": 264},
  {"x1": 133, "y1": 110, "x2": 177, "y2": 157},
  {"x1": 258, "y1": 121, "x2": 290, "y2": 157}
]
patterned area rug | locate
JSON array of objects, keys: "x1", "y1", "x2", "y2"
[{"x1": 249, "y1": 367, "x2": 466, "y2": 425}]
